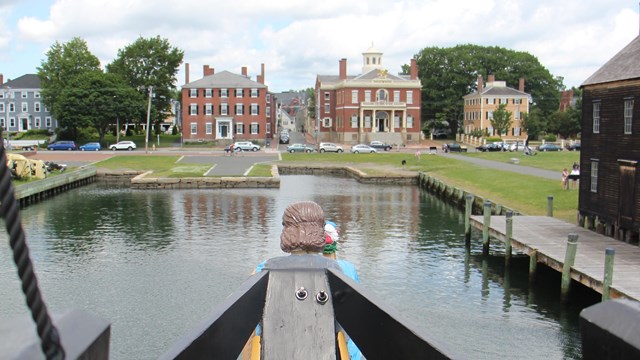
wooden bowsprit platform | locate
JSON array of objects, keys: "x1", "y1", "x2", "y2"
[{"x1": 469, "y1": 215, "x2": 640, "y2": 301}]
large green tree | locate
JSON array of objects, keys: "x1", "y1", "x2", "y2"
[
  {"x1": 107, "y1": 36, "x2": 184, "y2": 136},
  {"x1": 411, "y1": 44, "x2": 563, "y2": 134},
  {"x1": 305, "y1": 87, "x2": 316, "y2": 122},
  {"x1": 520, "y1": 107, "x2": 547, "y2": 139},
  {"x1": 57, "y1": 71, "x2": 143, "y2": 143},
  {"x1": 37, "y1": 37, "x2": 101, "y2": 136},
  {"x1": 490, "y1": 104, "x2": 513, "y2": 136}
]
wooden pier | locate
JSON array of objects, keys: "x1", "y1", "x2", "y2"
[{"x1": 469, "y1": 215, "x2": 640, "y2": 301}]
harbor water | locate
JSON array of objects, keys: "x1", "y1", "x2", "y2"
[{"x1": 0, "y1": 175, "x2": 596, "y2": 359}]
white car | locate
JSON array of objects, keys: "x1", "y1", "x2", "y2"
[
  {"x1": 350, "y1": 144, "x2": 377, "y2": 154},
  {"x1": 318, "y1": 142, "x2": 343, "y2": 153},
  {"x1": 233, "y1": 141, "x2": 261, "y2": 152},
  {"x1": 110, "y1": 141, "x2": 136, "y2": 151}
]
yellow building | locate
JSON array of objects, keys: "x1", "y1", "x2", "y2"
[{"x1": 462, "y1": 75, "x2": 531, "y2": 139}]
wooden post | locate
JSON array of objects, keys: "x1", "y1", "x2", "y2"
[
  {"x1": 482, "y1": 201, "x2": 491, "y2": 255},
  {"x1": 505, "y1": 211, "x2": 513, "y2": 267},
  {"x1": 464, "y1": 194, "x2": 473, "y2": 247},
  {"x1": 561, "y1": 233, "x2": 579, "y2": 303},
  {"x1": 529, "y1": 250, "x2": 537, "y2": 283},
  {"x1": 602, "y1": 248, "x2": 615, "y2": 301},
  {"x1": 547, "y1": 195, "x2": 553, "y2": 217}
]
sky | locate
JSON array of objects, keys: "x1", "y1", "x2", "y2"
[{"x1": 0, "y1": 0, "x2": 638, "y2": 93}]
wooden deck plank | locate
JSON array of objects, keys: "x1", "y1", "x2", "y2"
[{"x1": 470, "y1": 215, "x2": 640, "y2": 300}]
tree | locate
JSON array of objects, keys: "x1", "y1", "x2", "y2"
[
  {"x1": 547, "y1": 109, "x2": 581, "y2": 139},
  {"x1": 107, "y1": 36, "x2": 184, "y2": 137},
  {"x1": 37, "y1": 37, "x2": 101, "y2": 132},
  {"x1": 411, "y1": 44, "x2": 563, "y2": 134},
  {"x1": 490, "y1": 104, "x2": 513, "y2": 136},
  {"x1": 520, "y1": 107, "x2": 547, "y2": 139},
  {"x1": 305, "y1": 87, "x2": 316, "y2": 121},
  {"x1": 57, "y1": 71, "x2": 143, "y2": 143}
]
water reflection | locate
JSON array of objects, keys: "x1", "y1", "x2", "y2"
[{"x1": 0, "y1": 175, "x2": 593, "y2": 359}]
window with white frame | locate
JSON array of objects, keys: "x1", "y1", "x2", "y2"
[
  {"x1": 236, "y1": 104, "x2": 244, "y2": 115},
  {"x1": 394, "y1": 90, "x2": 400, "y2": 102},
  {"x1": 364, "y1": 90, "x2": 371, "y2": 102},
  {"x1": 251, "y1": 123, "x2": 259, "y2": 134},
  {"x1": 324, "y1": 104, "x2": 330, "y2": 114},
  {"x1": 513, "y1": 98, "x2": 522, "y2": 104},
  {"x1": 487, "y1": 98, "x2": 495, "y2": 104},
  {"x1": 34, "y1": 102, "x2": 41, "y2": 112},
  {"x1": 190, "y1": 104, "x2": 198, "y2": 115},
  {"x1": 221, "y1": 103, "x2": 228, "y2": 116},
  {"x1": 266, "y1": 106, "x2": 271, "y2": 117},
  {"x1": 21, "y1": 102, "x2": 28, "y2": 112},
  {"x1": 191, "y1": 123, "x2": 197, "y2": 135},
  {"x1": 206, "y1": 122, "x2": 212, "y2": 134},
  {"x1": 21, "y1": 91, "x2": 27, "y2": 99},
  {"x1": 376, "y1": 89, "x2": 387, "y2": 102},
  {"x1": 220, "y1": 88, "x2": 228, "y2": 98},
  {"x1": 251, "y1": 104, "x2": 258, "y2": 115},
  {"x1": 500, "y1": 98, "x2": 507, "y2": 104},
  {"x1": 34, "y1": 92, "x2": 40, "y2": 98},
  {"x1": 593, "y1": 102, "x2": 601, "y2": 133},
  {"x1": 0, "y1": 103, "x2": 3, "y2": 112},
  {"x1": 236, "y1": 89, "x2": 244, "y2": 98},
  {"x1": 365, "y1": 115, "x2": 371, "y2": 128},
  {"x1": 590, "y1": 161, "x2": 598, "y2": 192},
  {"x1": 9, "y1": 103, "x2": 15, "y2": 112},
  {"x1": 407, "y1": 91, "x2": 413, "y2": 104},
  {"x1": 9, "y1": 118, "x2": 15, "y2": 127},
  {"x1": 205, "y1": 104, "x2": 213, "y2": 115},
  {"x1": 352, "y1": 90, "x2": 358, "y2": 104},
  {"x1": 236, "y1": 123, "x2": 244, "y2": 134},
  {"x1": 190, "y1": 89, "x2": 198, "y2": 98},
  {"x1": 407, "y1": 116, "x2": 414, "y2": 128},
  {"x1": 35, "y1": 117, "x2": 41, "y2": 128},
  {"x1": 324, "y1": 92, "x2": 330, "y2": 101},
  {"x1": 266, "y1": 94, "x2": 271, "y2": 103},
  {"x1": 487, "y1": 111, "x2": 494, "y2": 119},
  {"x1": 624, "y1": 99, "x2": 633, "y2": 134},
  {"x1": 394, "y1": 115, "x2": 400, "y2": 128},
  {"x1": 205, "y1": 89, "x2": 212, "y2": 98},
  {"x1": 45, "y1": 117, "x2": 51, "y2": 127},
  {"x1": 351, "y1": 114, "x2": 358, "y2": 128},
  {"x1": 251, "y1": 88, "x2": 258, "y2": 98},
  {"x1": 322, "y1": 118, "x2": 332, "y2": 127},
  {"x1": 0, "y1": 118, "x2": 4, "y2": 128}
]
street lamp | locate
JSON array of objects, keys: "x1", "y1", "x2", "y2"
[{"x1": 145, "y1": 85, "x2": 152, "y2": 153}]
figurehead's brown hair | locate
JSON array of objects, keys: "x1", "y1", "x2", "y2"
[{"x1": 280, "y1": 201, "x2": 326, "y2": 253}]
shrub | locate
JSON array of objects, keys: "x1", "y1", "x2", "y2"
[
  {"x1": 544, "y1": 134, "x2": 557, "y2": 142},
  {"x1": 486, "y1": 136, "x2": 503, "y2": 143}
]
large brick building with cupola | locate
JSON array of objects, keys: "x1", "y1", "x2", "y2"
[
  {"x1": 315, "y1": 46, "x2": 422, "y2": 145},
  {"x1": 181, "y1": 64, "x2": 275, "y2": 144}
]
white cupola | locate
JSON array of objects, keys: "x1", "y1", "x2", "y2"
[{"x1": 362, "y1": 44, "x2": 383, "y2": 74}]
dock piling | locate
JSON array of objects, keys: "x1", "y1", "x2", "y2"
[
  {"x1": 547, "y1": 195, "x2": 554, "y2": 217},
  {"x1": 505, "y1": 211, "x2": 513, "y2": 267},
  {"x1": 529, "y1": 250, "x2": 537, "y2": 283},
  {"x1": 482, "y1": 201, "x2": 491, "y2": 255},
  {"x1": 464, "y1": 194, "x2": 473, "y2": 247},
  {"x1": 561, "y1": 233, "x2": 579, "y2": 302},
  {"x1": 602, "y1": 248, "x2": 615, "y2": 301}
]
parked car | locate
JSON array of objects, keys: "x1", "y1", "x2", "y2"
[
  {"x1": 110, "y1": 141, "x2": 136, "y2": 151},
  {"x1": 475, "y1": 143, "x2": 505, "y2": 152},
  {"x1": 369, "y1": 141, "x2": 392, "y2": 151},
  {"x1": 443, "y1": 142, "x2": 468, "y2": 152},
  {"x1": 233, "y1": 141, "x2": 260, "y2": 152},
  {"x1": 79, "y1": 142, "x2": 101, "y2": 151},
  {"x1": 318, "y1": 142, "x2": 343, "y2": 153},
  {"x1": 286, "y1": 143, "x2": 314, "y2": 153},
  {"x1": 279, "y1": 133, "x2": 290, "y2": 144},
  {"x1": 432, "y1": 129, "x2": 451, "y2": 139},
  {"x1": 508, "y1": 141, "x2": 526, "y2": 152},
  {"x1": 47, "y1": 141, "x2": 77, "y2": 151},
  {"x1": 537, "y1": 143, "x2": 563, "y2": 152},
  {"x1": 565, "y1": 142, "x2": 581, "y2": 151},
  {"x1": 350, "y1": 144, "x2": 377, "y2": 154}
]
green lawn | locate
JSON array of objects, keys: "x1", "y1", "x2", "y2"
[{"x1": 462, "y1": 150, "x2": 580, "y2": 172}]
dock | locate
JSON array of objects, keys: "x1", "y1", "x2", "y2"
[{"x1": 470, "y1": 215, "x2": 640, "y2": 301}]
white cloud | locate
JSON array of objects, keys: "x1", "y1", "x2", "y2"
[{"x1": 5, "y1": 0, "x2": 640, "y2": 90}]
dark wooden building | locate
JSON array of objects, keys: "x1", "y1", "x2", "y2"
[{"x1": 579, "y1": 35, "x2": 640, "y2": 242}]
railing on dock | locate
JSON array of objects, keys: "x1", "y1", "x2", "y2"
[{"x1": 14, "y1": 166, "x2": 97, "y2": 206}]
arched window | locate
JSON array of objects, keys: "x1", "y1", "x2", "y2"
[
  {"x1": 372, "y1": 58, "x2": 376, "y2": 65},
  {"x1": 376, "y1": 89, "x2": 388, "y2": 102}
]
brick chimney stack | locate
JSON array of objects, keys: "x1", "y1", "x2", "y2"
[
  {"x1": 519, "y1": 77, "x2": 525, "y2": 92},
  {"x1": 185, "y1": 63, "x2": 190, "y2": 84},
  {"x1": 410, "y1": 58, "x2": 418, "y2": 80},
  {"x1": 260, "y1": 63, "x2": 265, "y2": 84},
  {"x1": 488, "y1": 74, "x2": 495, "y2": 83},
  {"x1": 339, "y1": 58, "x2": 347, "y2": 80},
  {"x1": 203, "y1": 65, "x2": 214, "y2": 76},
  {"x1": 0, "y1": 74, "x2": 3, "y2": 85},
  {"x1": 242, "y1": 66, "x2": 248, "y2": 77},
  {"x1": 477, "y1": 75, "x2": 483, "y2": 93}
]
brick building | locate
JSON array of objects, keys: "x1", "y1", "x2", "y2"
[
  {"x1": 315, "y1": 46, "x2": 422, "y2": 145},
  {"x1": 181, "y1": 64, "x2": 275, "y2": 144},
  {"x1": 462, "y1": 75, "x2": 531, "y2": 139}
]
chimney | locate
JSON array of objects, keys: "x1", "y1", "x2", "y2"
[
  {"x1": 0, "y1": 74, "x2": 3, "y2": 85},
  {"x1": 203, "y1": 65, "x2": 214, "y2": 76},
  {"x1": 410, "y1": 58, "x2": 418, "y2": 80},
  {"x1": 242, "y1": 66, "x2": 248, "y2": 77},
  {"x1": 488, "y1": 74, "x2": 495, "y2": 83},
  {"x1": 519, "y1": 77, "x2": 525, "y2": 92},
  {"x1": 477, "y1": 75, "x2": 483, "y2": 93},
  {"x1": 185, "y1": 63, "x2": 190, "y2": 84},
  {"x1": 339, "y1": 58, "x2": 347, "y2": 80},
  {"x1": 260, "y1": 63, "x2": 265, "y2": 84}
]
